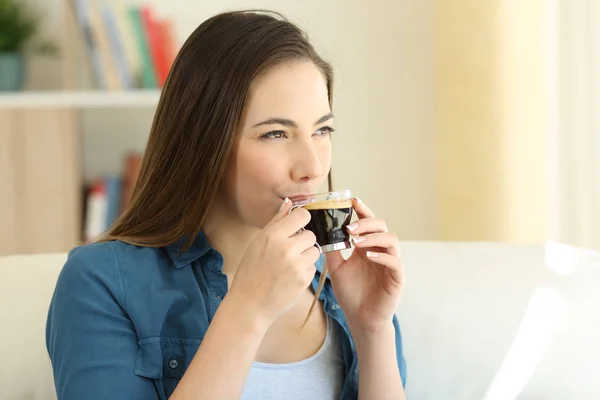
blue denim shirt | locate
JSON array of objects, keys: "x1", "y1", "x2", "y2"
[{"x1": 46, "y1": 232, "x2": 407, "y2": 399}]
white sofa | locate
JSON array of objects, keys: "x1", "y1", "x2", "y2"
[{"x1": 1, "y1": 241, "x2": 599, "y2": 400}]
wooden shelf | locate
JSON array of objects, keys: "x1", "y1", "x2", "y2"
[{"x1": 0, "y1": 90, "x2": 161, "y2": 109}]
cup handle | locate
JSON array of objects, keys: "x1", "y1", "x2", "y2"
[
  {"x1": 314, "y1": 242, "x2": 322, "y2": 254},
  {"x1": 288, "y1": 204, "x2": 322, "y2": 254},
  {"x1": 289, "y1": 204, "x2": 305, "y2": 235},
  {"x1": 288, "y1": 204, "x2": 305, "y2": 214}
]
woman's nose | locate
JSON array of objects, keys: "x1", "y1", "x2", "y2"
[{"x1": 290, "y1": 140, "x2": 323, "y2": 182}]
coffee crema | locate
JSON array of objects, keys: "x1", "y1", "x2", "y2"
[{"x1": 303, "y1": 199, "x2": 353, "y2": 210}]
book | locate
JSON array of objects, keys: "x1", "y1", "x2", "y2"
[
  {"x1": 101, "y1": 2, "x2": 135, "y2": 89},
  {"x1": 141, "y1": 6, "x2": 170, "y2": 87},
  {"x1": 109, "y1": 0, "x2": 143, "y2": 87},
  {"x1": 84, "y1": 178, "x2": 108, "y2": 243},
  {"x1": 128, "y1": 5, "x2": 158, "y2": 89},
  {"x1": 87, "y1": 0, "x2": 122, "y2": 90},
  {"x1": 72, "y1": 0, "x2": 108, "y2": 89},
  {"x1": 121, "y1": 152, "x2": 142, "y2": 213},
  {"x1": 105, "y1": 175, "x2": 123, "y2": 229}
]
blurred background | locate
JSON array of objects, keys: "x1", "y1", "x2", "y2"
[{"x1": 0, "y1": 0, "x2": 598, "y2": 256}]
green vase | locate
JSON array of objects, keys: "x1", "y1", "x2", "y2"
[{"x1": 0, "y1": 53, "x2": 25, "y2": 91}]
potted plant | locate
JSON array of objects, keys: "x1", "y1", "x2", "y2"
[{"x1": 0, "y1": 0, "x2": 40, "y2": 91}]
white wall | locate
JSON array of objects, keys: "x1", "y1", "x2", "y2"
[{"x1": 35, "y1": 0, "x2": 437, "y2": 240}]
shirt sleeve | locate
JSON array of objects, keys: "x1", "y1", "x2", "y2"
[
  {"x1": 46, "y1": 243, "x2": 158, "y2": 400},
  {"x1": 393, "y1": 314, "x2": 408, "y2": 388}
]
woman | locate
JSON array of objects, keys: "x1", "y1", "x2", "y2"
[{"x1": 46, "y1": 10, "x2": 407, "y2": 400}]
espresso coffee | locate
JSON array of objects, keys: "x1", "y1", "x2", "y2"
[{"x1": 303, "y1": 199, "x2": 353, "y2": 252}]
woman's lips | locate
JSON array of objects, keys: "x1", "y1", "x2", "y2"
[{"x1": 279, "y1": 193, "x2": 313, "y2": 200}]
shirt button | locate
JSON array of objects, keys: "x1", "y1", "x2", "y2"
[
  {"x1": 331, "y1": 304, "x2": 340, "y2": 311},
  {"x1": 215, "y1": 293, "x2": 221, "y2": 300},
  {"x1": 168, "y1": 359, "x2": 179, "y2": 369}
]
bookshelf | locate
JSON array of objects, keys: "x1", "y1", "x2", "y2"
[
  {"x1": 0, "y1": 0, "x2": 172, "y2": 256},
  {"x1": 0, "y1": 90, "x2": 160, "y2": 109}
]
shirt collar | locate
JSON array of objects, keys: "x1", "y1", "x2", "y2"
[{"x1": 165, "y1": 230, "x2": 213, "y2": 268}]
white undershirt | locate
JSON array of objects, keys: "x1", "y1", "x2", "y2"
[{"x1": 240, "y1": 315, "x2": 345, "y2": 400}]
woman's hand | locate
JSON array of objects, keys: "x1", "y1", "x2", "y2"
[
  {"x1": 326, "y1": 197, "x2": 404, "y2": 335},
  {"x1": 228, "y1": 199, "x2": 321, "y2": 328}
]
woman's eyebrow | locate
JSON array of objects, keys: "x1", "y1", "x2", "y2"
[
  {"x1": 252, "y1": 112, "x2": 334, "y2": 128},
  {"x1": 314, "y1": 112, "x2": 334, "y2": 125}
]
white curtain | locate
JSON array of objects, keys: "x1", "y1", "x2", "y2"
[{"x1": 551, "y1": 0, "x2": 600, "y2": 251}]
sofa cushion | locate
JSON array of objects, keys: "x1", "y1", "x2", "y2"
[{"x1": 397, "y1": 241, "x2": 600, "y2": 400}]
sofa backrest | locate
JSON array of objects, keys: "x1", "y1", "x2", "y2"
[{"x1": 0, "y1": 253, "x2": 66, "y2": 400}]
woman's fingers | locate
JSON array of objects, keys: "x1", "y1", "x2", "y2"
[
  {"x1": 292, "y1": 229, "x2": 318, "y2": 253},
  {"x1": 352, "y1": 197, "x2": 375, "y2": 219},
  {"x1": 351, "y1": 232, "x2": 400, "y2": 257},
  {"x1": 347, "y1": 217, "x2": 389, "y2": 235},
  {"x1": 364, "y1": 251, "x2": 404, "y2": 285}
]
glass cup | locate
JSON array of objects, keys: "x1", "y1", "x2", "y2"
[{"x1": 289, "y1": 190, "x2": 354, "y2": 253}]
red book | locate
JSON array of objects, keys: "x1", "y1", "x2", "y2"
[
  {"x1": 160, "y1": 19, "x2": 178, "y2": 69},
  {"x1": 120, "y1": 153, "x2": 142, "y2": 214},
  {"x1": 141, "y1": 6, "x2": 169, "y2": 87}
]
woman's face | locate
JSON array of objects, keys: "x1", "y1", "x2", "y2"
[{"x1": 220, "y1": 60, "x2": 333, "y2": 229}]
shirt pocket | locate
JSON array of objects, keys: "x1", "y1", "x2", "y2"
[{"x1": 134, "y1": 337, "x2": 202, "y2": 399}]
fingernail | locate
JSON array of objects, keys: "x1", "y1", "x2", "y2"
[
  {"x1": 352, "y1": 236, "x2": 366, "y2": 244},
  {"x1": 347, "y1": 223, "x2": 358, "y2": 232},
  {"x1": 355, "y1": 197, "x2": 363, "y2": 204},
  {"x1": 367, "y1": 251, "x2": 379, "y2": 258},
  {"x1": 279, "y1": 197, "x2": 289, "y2": 211}
]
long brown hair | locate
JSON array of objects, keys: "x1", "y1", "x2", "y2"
[{"x1": 102, "y1": 10, "x2": 334, "y2": 315}]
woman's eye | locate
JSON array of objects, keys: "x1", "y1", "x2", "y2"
[
  {"x1": 315, "y1": 126, "x2": 335, "y2": 136},
  {"x1": 261, "y1": 130, "x2": 286, "y2": 140}
]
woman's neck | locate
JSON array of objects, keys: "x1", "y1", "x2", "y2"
[{"x1": 202, "y1": 203, "x2": 260, "y2": 282}]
